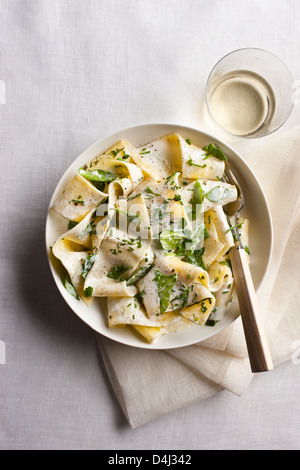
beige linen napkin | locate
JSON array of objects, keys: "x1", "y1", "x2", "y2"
[{"x1": 97, "y1": 124, "x2": 300, "y2": 429}]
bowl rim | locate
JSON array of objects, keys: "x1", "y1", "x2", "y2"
[{"x1": 45, "y1": 121, "x2": 273, "y2": 349}]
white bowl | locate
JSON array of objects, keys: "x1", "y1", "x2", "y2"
[{"x1": 45, "y1": 123, "x2": 273, "y2": 349}]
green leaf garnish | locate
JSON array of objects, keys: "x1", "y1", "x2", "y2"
[
  {"x1": 153, "y1": 270, "x2": 178, "y2": 315},
  {"x1": 84, "y1": 286, "x2": 93, "y2": 297},
  {"x1": 171, "y1": 285, "x2": 190, "y2": 309},
  {"x1": 160, "y1": 230, "x2": 186, "y2": 253},
  {"x1": 225, "y1": 221, "x2": 244, "y2": 234},
  {"x1": 205, "y1": 318, "x2": 218, "y2": 327},
  {"x1": 126, "y1": 264, "x2": 154, "y2": 286},
  {"x1": 79, "y1": 223, "x2": 92, "y2": 239},
  {"x1": 108, "y1": 147, "x2": 125, "y2": 157},
  {"x1": 70, "y1": 197, "x2": 85, "y2": 205},
  {"x1": 159, "y1": 222, "x2": 208, "y2": 269},
  {"x1": 107, "y1": 265, "x2": 132, "y2": 280},
  {"x1": 79, "y1": 168, "x2": 117, "y2": 183},
  {"x1": 64, "y1": 274, "x2": 79, "y2": 300},
  {"x1": 81, "y1": 254, "x2": 96, "y2": 279},
  {"x1": 204, "y1": 186, "x2": 222, "y2": 202},
  {"x1": 68, "y1": 220, "x2": 78, "y2": 230},
  {"x1": 187, "y1": 157, "x2": 207, "y2": 168},
  {"x1": 144, "y1": 186, "x2": 161, "y2": 197},
  {"x1": 185, "y1": 247, "x2": 206, "y2": 270},
  {"x1": 203, "y1": 186, "x2": 232, "y2": 203},
  {"x1": 202, "y1": 143, "x2": 228, "y2": 161}
]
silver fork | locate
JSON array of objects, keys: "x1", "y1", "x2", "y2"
[{"x1": 223, "y1": 161, "x2": 273, "y2": 373}]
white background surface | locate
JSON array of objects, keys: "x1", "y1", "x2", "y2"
[{"x1": 1, "y1": 0, "x2": 300, "y2": 450}]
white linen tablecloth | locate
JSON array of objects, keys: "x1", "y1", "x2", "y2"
[{"x1": 1, "y1": 0, "x2": 300, "y2": 450}]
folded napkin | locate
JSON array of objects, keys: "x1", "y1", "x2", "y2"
[{"x1": 97, "y1": 124, "x2": 300, "y2": 428}]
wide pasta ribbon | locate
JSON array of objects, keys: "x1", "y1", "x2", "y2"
[{"x1": 51, "y1": 133, "x2": 249, "y2": 344}]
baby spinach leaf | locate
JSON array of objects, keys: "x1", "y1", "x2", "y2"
[
  {"x1": 185, "y1": 247, "x2": 206, "y2": 270},
  {"x1": 126, "y1": 264, "x2": 154, "y2": 286},
  {"x1": 64, "y1": 274, "x2": 79, "y2": 300},
  {"x1": 81, "y1": 254, "x2": 96, "y2": 279},
  {"x1": 153, "y1": 270, "x2": 177, "y2": 315},
  {"x1": 79, "y1": 167, "x2": 117, "y2": 182},
  {"x1": 84, "y1": 286, "x2": 93, "y2": 297},
  {"x1": 204, "y1": 186, "x2": 222, "y2": 202},
  {"x1": 107, "y1": 265, "x2": 132, "y2": 280},
  {"x1": 160, "y1": 230, "x2": 185, "y2": 253}
]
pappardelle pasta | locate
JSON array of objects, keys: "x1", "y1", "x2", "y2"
[{"x1": 51, "y1": 134, "x2": 249, "y2": 343}]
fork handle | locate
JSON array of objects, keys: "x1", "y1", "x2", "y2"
[{"x1": 230, "y1": 247, "x2": 273, "y2": 373}]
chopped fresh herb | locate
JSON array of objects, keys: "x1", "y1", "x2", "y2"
[
  {"x1": 70, "y1": 197, "x2": 85, "y2": 205},
  {"x1": 135, "y1": 288, "x2": 146, "y2": 303},
  {"x1": 84, "y1": 286, "x2": 93, "y2": 297},
  {"x1": 180, "y1": 286, "x2": 190, "y2": 308},
  {"x1": 144, "y1": 186, "x2": 161, "y2": 197},
  {"x1": 185, "y1": 247, "x2": 206, "y2": 270},
  {"x1": 200, "y1": 299, "x2": 208, "y2": 313},
  {"x1": 64, "y1": 274, "x2": 79, "y2": 300},
  {"x1": 173, "y1": 194, "x2": 183, "y2": 204},
  {"x1": 79, "y1": 223, "x2": 92, "y2": 239},
  {"x1": 108, "y1": 147, "x2": 124, "y2": 157},
  {"x1": 107, "y1": 265, "x2": 132, "y2": 280},
  {"x1": 151, "y1": 200, "x2": 170, "y2": 225},
  {"x1": 127, "y1": 192, "x2": 142, "y2": 200},
  {"x1": 185, "y1": 138, "x2": 192, "y2": 145},
  {"x1": 244, "y1": 245, "x2": 250, "y2": 255},
  {"x1": 117, "y1": 150, "x2": 131, "y2": 160},
  {"x1": 140, "y1": 149, "x2": 151, "y2": 155},
  {"x1": 202, "y1": 143, "x2": 228, "y2": 161},
  {"x1": 225, "y1": 221, "x2": 244, "y2": 234},
  {"x1": 153, "y1": 270, "x2": 177, "y2": 315},
  {"x1": 187, "y1": 157, "x2": 207, "y2": 168},
  {"x1": 226, "y1": 216, "x2": 238, "y2": 242}
]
